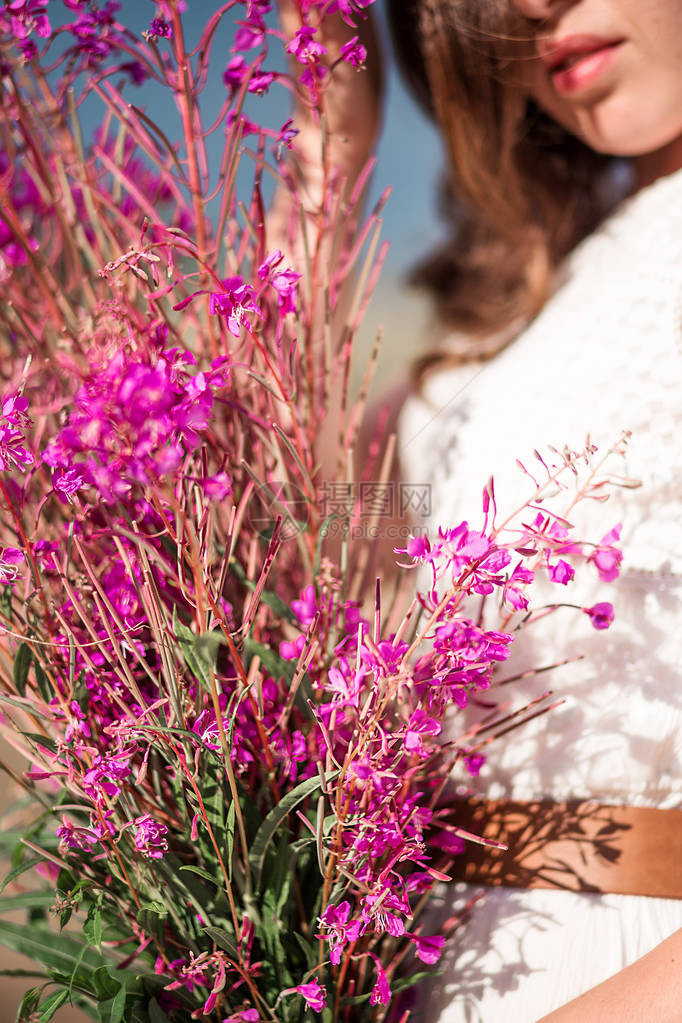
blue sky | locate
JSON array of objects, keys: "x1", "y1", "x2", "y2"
[{"x1": 74, "y1": 1, "x2": 448, "y2": 381}]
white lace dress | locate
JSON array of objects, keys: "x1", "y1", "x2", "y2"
[{"x1": 398, "y1": 165, "x2": 682, "y2": 1021}]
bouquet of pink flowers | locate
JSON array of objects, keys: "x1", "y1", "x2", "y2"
[{"x1": 0, "y1": 2, "x2": 625, "y2": 1021}]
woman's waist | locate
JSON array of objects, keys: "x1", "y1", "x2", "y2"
[{"x1": 445, "y1": 791, "x2": 682, "y2": 898}]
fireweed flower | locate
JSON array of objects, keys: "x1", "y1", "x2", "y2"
[
  {"x1": 65, "y1": 1, "x2": 125, "y2": 69},
  {"x1": 547, "y1": 557, "x2": 575, "y2": 585},
  {"x1": 327, "y1": 0, "x2": 376, "y2": 26},
  {"x1": 369, "y1": 956, "x2": 391, "y2": 1007},
  {"x1": 409, "y1": 934, "x2": 446, "y2": 965},
  {"x1": 0, "y1": 424, "x2": 34, "y2": 471},
  {"x1": 340, "y1": 35, "x2": 367, "y2": 67},
  {"x1": 0, "y1": 547, "x2": 24, "y2": 583},
  {"x1": 82, "y1": 748, "x2": 135, "y2": 802},
  {"x1": 1, "y1": 393, "x2": 30, "y2": 426},
  {"x1": 56, "y1": 816, "x2": 99, "y2": 854},
  {"x1": 42, "y1": 345, "x2": 225, "y2": 500},
  {"x1": 232, "y1": 19, "x2": 265, "y2": 52},
  {"x1": 296, "y1": 979, "x2": 326, "y2": 1013},
  {"x1": 286, "y1": 26, "x2": 326, "y2": 65},
  {"x1": 53, "y1": 467, "x2": 85, "y2": 497},
  {"x1": 276, "y1": 117, "x2": 299, "y2": 155},
  {"x1": 3, "y1": 0, "x2": 51, "y2": 41},
  {"x1": 0, "y1": 391, "x2": 34, "y2": 470},
  {"x1": 588, "y1": 524, "x2": 623, "y2": 582},
  {"x1": 258, "y1": 250, "x2": 301, "y2": 319},
  {"x1": 318, "y1": 901, "x2": 362, "y2": 965},
  {"x1": 503, "y1": 561, "x2": 534, "y2": 611},
  {"x1": 131, "y1": 814, "x2": 168, "y2": 859},
  {"x1": 583, "y1": 601, "x2": 615, "y2": 630},
  {"x1": 147, "y1": 16, "x2": 172, "y2": 38},
  {"x1": 174, "y1": 276, "x2": 261, "y2": 338}
]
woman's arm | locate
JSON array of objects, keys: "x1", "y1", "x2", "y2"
[
  {"x1": 537, "y1": 927, "x2": 682, "y2": 1022},
  {"x1": 269, "y1": 2, "x2": 384, "y2": 269}
]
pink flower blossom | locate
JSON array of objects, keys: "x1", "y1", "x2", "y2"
[
  {"x1": 56, "y1": 816, "x2": 98, "y2": 853},
  {"x1": 318, "y1": 900, "x2": 362, "y2": 965},
  {"x1": 54, "y1": 468, "x2": 85, "y2": 496},
  {"x1": 257, "y1": 250, "x2": 301, "y2": 318},
  {"x1": 548, "y1": 558, "x2": 575, "y2": 585},
  {"x1": 404, "y1": 708, "x2": 441, "y2": 754},
  {"x1": 0, "y1": 425, "x2": 34, "y2": 471},
  {"x1": 588, "y1": 524, "x2": 623, "y2": 582},
  {"x1": 232, "y1": 22, "x2": 264, "y2": 52},
  {"x1": 148, "y1": 16, "x2": 172, "y2": 38},
  {"x1": 132, "y1": 814, "x2": 168, "y2": 859},
  {"x1": 409, "y1": 933, "x2": 446, "y2": 964},
  {"x1": 0, "y1": 547, "x2": 24, "y2": 584},
  {"x1": 369, "y1": 957, "x2": 391, "y2": 1006},
  {"x1": 174, "y1": 276, "x2": 261, "y2": 338},
  {"x1": 326, "y1": 0, "x2": 375, "y2": 26},
  {"x1": 464, "y1": 753, "x2": 486, "y2": 776},
  {"x1": 583, "y1": 601, "x2": 615, "y2": 630},
  {"x1": 340, "y1": 36, "x2": 367, "y2": 67},
  {"x1": 296, "y1": 979, "x2": 326, "y2": 1013},
  {"x1": 503, "y1": 561, "x2": 534, "y2": 610},
  {"x1": 286, "y1": 26, "x2": 326, "y2": 65},
  {"x1": 276, "y1": 118, "x2": 299, "y2": 154}
]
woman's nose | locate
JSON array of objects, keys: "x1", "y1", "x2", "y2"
[{"x1": 509, "y1": 0, "x2": 576, "y2": 19}]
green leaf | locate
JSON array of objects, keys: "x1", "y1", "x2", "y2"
[
  {"x1": 99, "y1": 982, "x2": 126, "y2": 1023},
  {"x1": 56, "y1": 869, "x2": 76, "y2": 894},
  {"x1": 17, "y1": 986, "x2": 41, "y2": 1021},
  {"x1": 229, "y1": 560, "x2": 298, "y2": 625},
  {"x1": 249, "y1": 772, "x2": 338, "y2": 891},
  {"x1": 33, "y1": 661, "x2": 53, "y2": 702},
  {"x1": 1, "y1": 858, "x2": 42, "y2": 893},
  {"x1": 37, "y1": 989, "x2": 69, "y2": 1022},
  {"x1": 93, "y1": 966, "x2": 119, "y2": 1000},
  {"x1": 245, "y1": 638, "x2": 294, "y2": 685},
  {"x1": 225, "y1": 799, "x2": 236, "y2": 882},
  {"x1": 13, "y1": 643, "x2": 33, "y2": 697},
  {"x1": 83, "y1": 904, "x2": 102, "y2": 951},
  {"x1": 178, "y1": 865, "x2": 220, "y2": 886},
  {"x1": 293, "y1": 932, "x2": 316, "y2": 969},
  {"x1": 0, "y1": 922, "x2": 100, "y2": 982},
  {"x1": 147, "y1": 999, "x2": 171, "y2": 1023},
  {"x1": 202, "y1": 926, "x2": 239, "y2": 961},
  {"x1": 0, "y1": 693, "x2": 48, "y2": 716},
  {"x1": 0, "y1": 892, "x2": 56, "y2": 913},
  {"x1": 22, "y1": 733, "x2": 57, "y2": 755},
  {"x1": 0, "y1": 969, "x2": 47, "y2": 979},
  {"x1": 173, "y1": 608, "x2": 223, "y2": 691}
]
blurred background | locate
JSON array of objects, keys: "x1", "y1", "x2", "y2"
[{"x1": 1, "y1": 2, "x2": 447, "y2": 1017}]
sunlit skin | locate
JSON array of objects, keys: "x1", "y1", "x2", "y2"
[{"x1": 511, "y1": 0, "x2": 682, "y2": 188}]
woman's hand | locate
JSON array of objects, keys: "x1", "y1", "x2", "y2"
[
  {"x1": 536, "y1": 927, "x2": 682, "y2": 1022},
  {"x1": 277, "y1": 1, "x2": 384, "y2": 182},
  {"x1": 269, "y1": 2, "x2": 384, "y2": 264}
]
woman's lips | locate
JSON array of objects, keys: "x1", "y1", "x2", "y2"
[{"x1": 550, "y1": 41, "x2": 624, "y2": 95}]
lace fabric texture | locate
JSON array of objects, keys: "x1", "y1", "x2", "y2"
[{"x1": 398, "y1": 166, "x2": 682, "y2": 1021}]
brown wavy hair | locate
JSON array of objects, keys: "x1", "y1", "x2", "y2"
[{"x1": 385, "y1": 0, "x2": 629, "y2": 371}]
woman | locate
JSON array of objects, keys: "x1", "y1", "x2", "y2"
[
  {"x1": 388, "y1": 1, "x2": 682, "y2": 1020},
  {"x1": 280, "y1": 0, "x2": 682, "y2": 1018}
]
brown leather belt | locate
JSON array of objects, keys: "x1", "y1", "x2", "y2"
[{"x1": 445, "y1": 797, "x2": 682, "y2": 899}]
